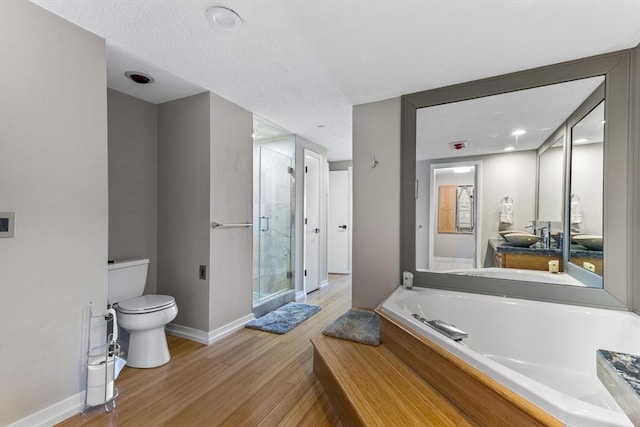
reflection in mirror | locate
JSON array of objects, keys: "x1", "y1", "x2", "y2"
[
  {"x1": 537, "y1": 135, "x2": 564, "y2": 223},
  {"x1": 569, "y1": 101, "x2": 604, "y2": 279},
  {"x1": 416, "y1": 75, "x2": 605, "y2": 287}
]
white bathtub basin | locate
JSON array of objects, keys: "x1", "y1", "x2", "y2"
[{"x1": 381, "y1": 286, "x2": 640, "y2": 426}]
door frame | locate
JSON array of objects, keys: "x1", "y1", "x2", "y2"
[
  {"x1": 428, "y1": 160, "x2": 482, "y2": 269},
  {"x1": 328, "y1": 168, "x2": 352, "y2": 274},
  {"x1": 303, "y1": 149, "x2": 322, "y2": 293}
]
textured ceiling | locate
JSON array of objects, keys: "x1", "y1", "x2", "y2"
[{"x1": 29, "y1": 1, "x2": 640, "y2": 161}]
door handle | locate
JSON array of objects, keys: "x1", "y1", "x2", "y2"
[
  {"x1": 338, "y1": 225, "x2": 347, "y2": 229},
  {"x1": 260, "y1": 216, "x2": 270, "y2": 232},
  {"x1": 315, "y1": 228, "x2": 320, "y2": 234}
]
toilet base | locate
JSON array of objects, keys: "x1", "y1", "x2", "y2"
[{"x1": 126, "y1": 327, "x2": 171, "y2": 368}]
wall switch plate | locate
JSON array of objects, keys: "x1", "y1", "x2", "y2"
[
  {"x1": 199, "y1": 265, "x2": 207, "y2": 280},
  {"x1": 0, "y1": 212, "x2": 15, "y2": 238}
]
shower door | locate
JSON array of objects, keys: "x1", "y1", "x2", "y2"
[{"x1": 254, "y1": 145, "x2": 295, "y2": 305}]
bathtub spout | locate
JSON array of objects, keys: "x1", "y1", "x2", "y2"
[{"x1": 412, "y1": 314, "x2": 468, "y2": 341}]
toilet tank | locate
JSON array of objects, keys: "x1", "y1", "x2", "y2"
[{"x1": 108, "y1": 258, "x2": 149, "y2": 305}]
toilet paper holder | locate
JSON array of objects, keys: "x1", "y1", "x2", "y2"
[{"x1": 82, "y1": 302, "x2": 121, "y2": 413}]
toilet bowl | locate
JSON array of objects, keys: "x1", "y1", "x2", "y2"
[
  {"x1": 115, "y1": 295, "x2": 178, "y2": 368},
  {"x1": 108, "y1": 259, "x2": 178, "y2": 368}
]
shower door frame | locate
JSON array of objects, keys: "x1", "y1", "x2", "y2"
[{"x1": 253, "y1": 143, "x2": 295, "y2": 307}]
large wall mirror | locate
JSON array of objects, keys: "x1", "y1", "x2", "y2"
[{"x1": 402, "y1": 50, "x2": 633, "y2": 309}]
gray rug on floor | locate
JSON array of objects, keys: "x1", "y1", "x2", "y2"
[
  {"x1": 246, "y1": 302, "x2": 321, "y2": 334},
  {"x1": 322, "y1": 309, "x2": 380, "y2": 346}
]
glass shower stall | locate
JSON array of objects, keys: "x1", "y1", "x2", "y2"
[{"x1": 252, "y1": 117, "x2": 295, "y2": 309}]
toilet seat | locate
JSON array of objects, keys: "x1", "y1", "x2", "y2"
[{"x1": 116, "y1": 295, "x2": 175, "y2": 314}]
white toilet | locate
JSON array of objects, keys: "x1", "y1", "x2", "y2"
[{"x1": 107, "y1": 258, "x2": 178, "y2": 368}]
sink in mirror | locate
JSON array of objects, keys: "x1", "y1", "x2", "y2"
[
  {"x1": 503, "y1": 233, "x2": 542, "y2": 247},
  {"x1": 568, "y1": 98, "x2": 605, "y2": 279},
  {"x1": 498, "y1": 229, "x2": 528, "y2": 240},
  {"x1": 573, "y1": 235, "x2": 603, "y2": 251}
]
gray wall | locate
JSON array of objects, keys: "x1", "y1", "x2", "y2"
[
  {"x1": 352, "y1": 98, "x2": 401, "y2": 309},
  {"x1": 158, "y1": 93, "x2": 211, "y2": 331},
  {"x1": 107, "y1": 89, "x2": 158, "y2": 294},
  {"x1": 209, "y1": 93, "x2": 254, "y2": 330},
  {"x1": 416, "y1": 151, "x2": 536, "y2": 269},
  {"x1": 157, "y1": 92, "x2": 254, "y2": 333},
  {"x1": 0, "y1": 1, "x2": 108, "y2": 423},
  {"x1": 633, "y1": 44, "x2": 640, "y2": 313}
]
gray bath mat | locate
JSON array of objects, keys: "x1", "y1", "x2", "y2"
[
  {"x1": 246, "y1": 302, "x2": 321, "y2": 334},
  {"x1": 322, "y1": 309, "x2": 380, "y2": 346}
]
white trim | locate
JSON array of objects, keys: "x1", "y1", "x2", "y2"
[
  {"x1": 165, "y1": 323, "x2": 209, "y2": 344},
  {"x1": 8, "y1": 391, "x2": 85, "y2": 427},
  {"x1": 166, "y1": 313, "x2": 255, "y2": 346},
  {"x1": 295, "y1": 290, "x2": 306, "y2": 301},
  {"x1": 320, "y1": 279, "x2": 329, "y2": 289}
]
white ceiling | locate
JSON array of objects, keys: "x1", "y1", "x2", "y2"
[
  {"x1": 416, "y1": 76, "x2": 604, "y2": 160},
  {"x1": 29, "y1": 0, "x2": 640, "y2": 161}
]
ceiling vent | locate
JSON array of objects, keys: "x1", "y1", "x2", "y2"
[{"x1": 124, "y1": 71, "x2": 155, "y2": 85}]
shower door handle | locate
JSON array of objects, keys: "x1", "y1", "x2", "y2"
[{"x1": 260, "y1": 216, "x2": 270, "y2": 232}]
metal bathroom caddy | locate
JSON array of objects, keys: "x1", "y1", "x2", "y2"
[{"x1": 82, "y1": 302, "x2": 120, "y2": 414}]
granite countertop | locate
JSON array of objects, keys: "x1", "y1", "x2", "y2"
[
  {"x1": 597, "y1": 349, "x2": 640, "y2": 424},
  {"x1": 489, "y1": 239, "x2": 603, "y2": 258}
]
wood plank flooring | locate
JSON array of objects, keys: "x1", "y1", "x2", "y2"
[{"x1": 58, "y1": 274, "x2": 351, "y2": 427}]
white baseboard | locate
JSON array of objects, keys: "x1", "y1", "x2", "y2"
[
  {"x1": 10, "y1": 313, "x2": 256, "y2": 427},
  {"x1": 320, "y1": 279, "x2": 329, "y2": 289},
  {"x1": 8, "y1": 391, "x2": 85, "y2": 427},
  {"x1": 295, "y1": 290, "x2": 306, "y2": 301},
  {"x1": 206, "y1": 313, "x2": 254, "y2": 344},
  {"x1": 165, "y1": 323, "x2": 209, "y2": 344},
  {"x1": 166, "y1": 313, "x2": 255, "y2": 346}
]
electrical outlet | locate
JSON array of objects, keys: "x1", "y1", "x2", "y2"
[{"x1": 199, "y1": 265, "x2": 207, "y2": 280}]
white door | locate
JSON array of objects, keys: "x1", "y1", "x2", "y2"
[
  {"x1": 304, "y1": 150, "x2": 321, "y2": 293},
  {"x1": 328, "y1": 170, "x2": 351, "y2": 273}
]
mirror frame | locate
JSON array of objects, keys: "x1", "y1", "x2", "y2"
[{"x1": 401, "y1": 50, "x2": 632, "y2": 310}]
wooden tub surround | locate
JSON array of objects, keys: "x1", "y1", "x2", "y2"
[
  {"x1": 311, "y1": 334, "x2": 475, "y2": 426},
  {"x1": 375, "y1": 309, "x2": 562, "y2": 427},
  {"x1": 312, "y1": 308, "x2": 562, "y2": 426}
]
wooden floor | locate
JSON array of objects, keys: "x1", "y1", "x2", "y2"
[{"x1": 59, "y1": 274, "x2": 351, "y2": 427}]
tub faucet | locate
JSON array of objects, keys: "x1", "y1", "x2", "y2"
[{"x1": 412, "y1": 314, "x2": 468, "y2": 341}]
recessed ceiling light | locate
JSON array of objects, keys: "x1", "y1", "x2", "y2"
[
  {"x1": 503, "y1": 146, "x2": 516, "y2": 152},
  {"x1": 124, "y1": 71, "x2": 155, "y2": 85},
  {"x1": 511, "y1": 129, "x2": 526, "y2": 136},
  {"x1": 205, "y1": 6, "x2": 243, "y2": 31}
]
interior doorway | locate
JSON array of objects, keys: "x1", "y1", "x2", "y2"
[
  {"x1": 429, "y1": 162, "x2": 481, "y2": 271},
  {"x1": 304, "y1": 149, "x2": 322, "y2": 293},
  {"x1": 328, "y1": 168, "x2": 352, "y2": 274}
]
